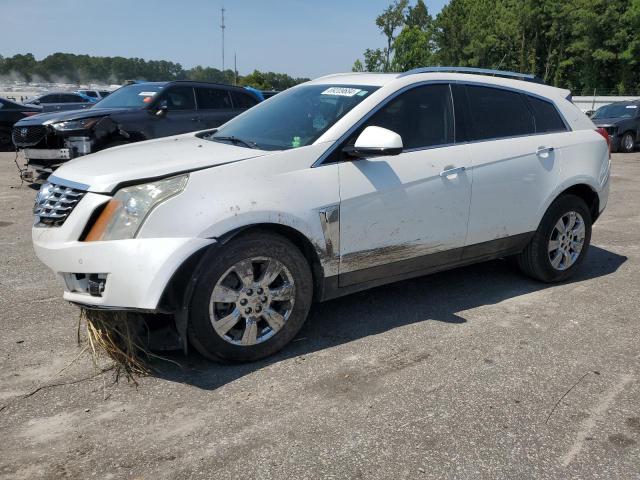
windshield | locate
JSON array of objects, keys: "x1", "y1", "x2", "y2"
[
  {"x1": 593, "y1": 103, "x2": 638, "y2": 119},
  {"x1": 205, "y1": 84, "x2": 379, "y2": 150},
  {"x1": 93, "y1": 83, "x2": 165, "y2": 109}
]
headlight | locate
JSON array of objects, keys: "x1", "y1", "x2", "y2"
[
  {"x1": 85, "y1": 174, "x2": 188, "y2": 241},
  {"x1": 51, "y1": 117, "x2": 103, "y2": 131}
]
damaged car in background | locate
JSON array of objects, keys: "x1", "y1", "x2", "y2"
[
  {"x1": 32, "y1": 67, "x2": 610, "y2": 363},
  {"x1": 13, "y1": 80, "x2": 261, "y2": 182}
]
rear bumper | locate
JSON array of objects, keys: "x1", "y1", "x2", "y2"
[{"x1": 32, "y1": 234, "x2": 215, "y2": 310}]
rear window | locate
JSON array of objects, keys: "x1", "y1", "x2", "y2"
[
  {"x1": 526, "y1": 96, "x2": 567, "y2": 133},
  {"x1": 231, "y1": 91, "x2": 259, "y2": 109},
  {"x1": 466, "y1": 85, "x2": 535, "y2": 141}
]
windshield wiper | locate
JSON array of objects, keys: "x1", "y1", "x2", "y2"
[{"x1": 212, "y1": 135, "x2": 258, "y2": 149}]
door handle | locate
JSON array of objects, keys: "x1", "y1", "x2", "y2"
[
  {"x1": 440, "y1": 166, "x2": 466, "y2": 178},
  {"x1": 536, "y1": 146, "x2": 554, "y2": 157}
]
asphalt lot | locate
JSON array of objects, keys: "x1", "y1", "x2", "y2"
[{"x1": 0, "y1": 151, "x2": 638, "y2": 479}]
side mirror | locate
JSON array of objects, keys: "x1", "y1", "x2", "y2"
[
  {"x1": 155, "y1": 105, "x2": 168, "y2": 117},
  {"x1": 343, "y1": 126, "x2": 403, "y2": 159},
  {"x1": 32, "y1": 100, "x2": 40, "y2": 105}
]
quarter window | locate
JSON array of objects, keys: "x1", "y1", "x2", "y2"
[
  {"x1": 196, "y1": 88, "x2": 232, "y2": 109},
  {"x1": 465, "y1": 85, "x2": 535, "y2": 140},
  {"x1": 526, "y1": 95, "x2": 567, "y2": 133},
  {"x1": 360, "y1": 84, "x2": 454, "y2": 150}
]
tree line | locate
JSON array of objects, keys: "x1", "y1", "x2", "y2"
[
  {"x1": 0, "y1": 52, "x2": 309, "y2": 91},
  {"x1": 353, "y1": 0, "x2": 640, "y2": 95}
]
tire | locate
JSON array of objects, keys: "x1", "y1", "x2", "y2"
[
  {"x1": 517, "y1": 194, "x2": 592, "y2": 283},
  {"x1": 0, "y1": 128, "x2": 13, "y2": 152},
  {"x1": 188, "y1": 230, "x2": 313, "y2": 362},
  {"x1": 620, "y1": 132, "x2": 635, "y2": 153}
]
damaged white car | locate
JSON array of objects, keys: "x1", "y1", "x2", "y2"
[{"x1": 32, "y1": 67, "x2": 611, "y2": 362}]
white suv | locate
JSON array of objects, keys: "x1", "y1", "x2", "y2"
[{"x1": 32, "y1": 68, "x2": 611, "y2": 362}]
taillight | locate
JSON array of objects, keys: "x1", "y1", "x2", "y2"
[
  {"x1": 21, "y1": 111, "x2": 39, "y2": 117},
  {"x1": 596, "y1": 127, "x2": 611, "y2": 159}
]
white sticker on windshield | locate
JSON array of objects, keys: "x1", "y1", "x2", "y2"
[
  {"x1": 138, "y1": 91, "x2": 157, "y2": 96},
  {"x1": 321, "y1": 87, "x2": 363, "y2": 97},
  {"x1": 626, "y1": 105, "x2": 638, "y2": 109}
]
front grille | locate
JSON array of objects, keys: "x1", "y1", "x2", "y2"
[
  {"x1": 12, "y1": 125, "x2": 47, "y2": 146},
  {"x1": 34, "y1": 182, "x2": 86, "y2": 227}
]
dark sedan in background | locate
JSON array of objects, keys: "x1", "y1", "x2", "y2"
[
  {"x1": 592, "y1": 100, "x2": 640, "y2": 153},
  {"x1": 0, "y1": 98, "x2": 42, "y2": 151},
  {"x1": 24, "y1": 91, "x2": 94, "y2": 112},
  {"x1": 13, "y1": 80, "x2": 261, "y2": 182}
]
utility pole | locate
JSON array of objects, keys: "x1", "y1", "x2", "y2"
[
  {"x1": 234, "y1": 53, "x2": 237, "y2": 85},
  {"x1": 220, "y1": 5, "x2": 226, "y2": 71}
]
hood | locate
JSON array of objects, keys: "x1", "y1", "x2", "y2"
[
  {"x1": 50, "y1": 133, "x2": 270, "y2": 193},
  {"x1": 592, "y1": 117, "x2": 630, "y2": 127},
  {"x1": 14, "y1": 107, "x2": 133, "y2": 126}
]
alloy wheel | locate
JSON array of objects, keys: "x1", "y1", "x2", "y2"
[
  {"x1": 208, "y1": 256, "x2": 295, "y2": 346},
  {"x1": 547, "y1": 211, "x2": 586, "y2": 271}
]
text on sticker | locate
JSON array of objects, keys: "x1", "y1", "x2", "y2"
[{"x1": 321, "y1": 87, "x2": 363, "y2": 97}]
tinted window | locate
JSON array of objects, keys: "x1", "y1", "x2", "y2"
[
  {"x1": 362, "y1": 84, "x2": 454, "y2": 149},
  {"x1": 84, "y1": 91, "x2": 98, "y2": 98},
  {"x1": 196, "y1": 87, "x2": 232, "y2": 109},
  {"x1": 466, "y1": 85, "x2": 535, "y2": 140},
  {"x1": 526, "y1": 96, "x2": 567, "y2": 133},
  {"x1": 99, "y1": 91, "x2": 111, "y2": 97},
  {"x1": 40, "y1": 94, "x2": 58, "y2": 103},
  {"x1": 156, "y1": 86, "x2": 195, "y2": 110},
  {"x1": 231, "y1": 91, "x2": 259, "y2": 109},
  {"x1": 592, "y1": 103, "x2": 638, "y2": 119},
  {"x1": 60, "y1": 93, "x2": 85, "y2": 103}
]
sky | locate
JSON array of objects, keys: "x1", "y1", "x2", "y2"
[{"x1": 0, "y1": 0, "x2": 449, "y2": 79}]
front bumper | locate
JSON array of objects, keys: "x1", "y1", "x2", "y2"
[
  {"x1": 33, "y1": 236, "x2": 214, "y2": 310},
  {"x1": 33, "y1": 211, "x2": 214, "y2": 310}
]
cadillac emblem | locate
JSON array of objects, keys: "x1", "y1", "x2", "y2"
[{"x1": 21, "y1": 128, "x2": 27, "y2": 137}]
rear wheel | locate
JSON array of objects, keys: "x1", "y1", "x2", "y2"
[
  {"x1": 620, "y1": 132, "x2": 635, "y2": 153},
  {"x1": 188, "y1": 231, "x2": 313, "y2": 362},
  {"x1": 517, "y1": 194, "x2": 592, "y2": 282}
]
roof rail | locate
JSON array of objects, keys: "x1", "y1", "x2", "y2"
[{"x1": 399, "y1": 66, "x2": 544, "y2": 84}]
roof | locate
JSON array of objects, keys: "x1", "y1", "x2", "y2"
[{"x1": 310, "y1": 70, "x2": 570, "y2": 101}]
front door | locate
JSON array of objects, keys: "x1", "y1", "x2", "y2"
[
  {"x1": 338, "y1": 83, "x2": 472, "y2": 286},
  {"x1": 152, "y1": 86, "x2": 201, "y2": 137}
]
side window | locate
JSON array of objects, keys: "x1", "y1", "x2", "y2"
[
  {"x1": 465, "y1": 85, "x2": 535, "y2": 140},
  {"x1": 360, "y1": 83, "x2": 454, "y2": 150},
  {"x1": 157, "y1": 86, "x2": 196, "y2": 110},
  {"x1": 40, "y1": 94, "x2": 58, "y2": 103},
  {"x1": 526, "y1": 95, "x2": 567, "y2": 133},
  {"x1": 231, "y1": 91, "x2": 259, "y2": 109},
  {"x1": 84, "y1": 91, "x2": 98, "y2": 98},
  {"x1": 196, "y1": 87, "x2": 232, "y2": 109}
]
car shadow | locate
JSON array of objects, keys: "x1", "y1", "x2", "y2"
[{"x1": 151, "y1": 245, "x2": 626, "y2": 390}]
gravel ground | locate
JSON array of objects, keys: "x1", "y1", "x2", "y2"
[{"x1": 0, "y1": 151, "x2": 638, "y2": 479}]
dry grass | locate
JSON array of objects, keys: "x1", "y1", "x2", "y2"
[{"x1": 80, "y1": 309, "x2": 152, "y2": 383}]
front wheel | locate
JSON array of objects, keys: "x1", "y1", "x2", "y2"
[
  {"x1": 517, "y1": 194, "x2": 592, "y2": 283},
  {"x1": 188, "y1": 231, "x2": 313, "y2": 362}
]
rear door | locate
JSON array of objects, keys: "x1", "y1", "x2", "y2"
[
  {"x1": 458, "y1": 84, "x2": 564, "y2": 252},
  {"x1": 151, "y1": 86, "x2": 200, "y2": 137},
  {"x1": 194, "y1": 87, "x2": 236, "y2": 128}
]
